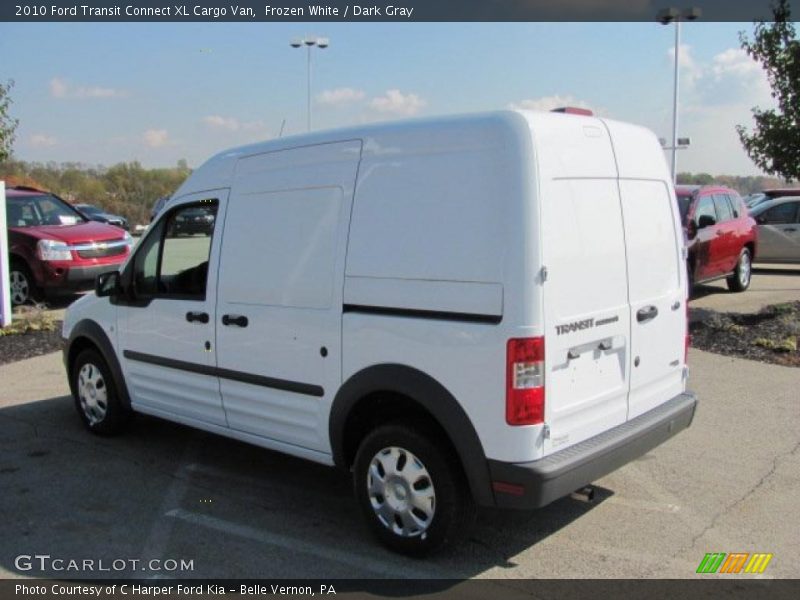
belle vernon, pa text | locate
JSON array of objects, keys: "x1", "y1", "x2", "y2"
[{"x1": 16, "y1": 584, "x2": 337, "y2": 596}]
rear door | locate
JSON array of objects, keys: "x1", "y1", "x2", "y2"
[
  {"x1": 691, "y1": 194, "x2": 724, "y2": 279},
  {"x1": 541, "y1": 178, "x2": 631, "y2": 454},
  {"x1": 712, "y1": 194, "x2": 738, "y2": 273},
  {"x1": 618, "y1": 180, "x2": 686, "y2": 420}
]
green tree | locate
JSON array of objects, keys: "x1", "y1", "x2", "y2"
[
  {"x1": 737, "y1": 0, "x2": 800, "y2": 180},
  {"x1": 0, "y1": 79, "x2": 19, "y2": 162}
]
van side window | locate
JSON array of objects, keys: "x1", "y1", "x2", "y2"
[
  {"x1": 761, "y1": 202, "x2": 798, "y2": 224},
  {"x1": 131, "y1": 200, "x2": 218, "y2": 300},
  {"x1": 133, "y1": 218, "x2": 165, "y2": 296},
  {"x1": 712, "y1": 195, "x2": 733, "y2": 223},
  {"x1": 694, "y1": 196, "x2": 717, "y2": 226}
]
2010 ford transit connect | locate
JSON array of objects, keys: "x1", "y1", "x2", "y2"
[{"x1": 62, "y1": 110, "x2": 697, "y2": 555}]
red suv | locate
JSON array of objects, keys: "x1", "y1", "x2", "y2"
[
  {"x1": 5, "y1": 186, "x2": 133, "y2": 305},
  {"x1": 675, "y1": 185, "x2": 758, "y2": 293}
]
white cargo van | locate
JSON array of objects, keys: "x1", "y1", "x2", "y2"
[{"x1": 63, "y1": 109, "x2": 697, "y2": 555}]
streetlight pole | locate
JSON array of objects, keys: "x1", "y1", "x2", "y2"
[
  {"x1": 290, "y1": 36, "x2": 329, "y2": 132},
  {"x1": 657, "y1": 7, "x2": 701, "y2": 182}
]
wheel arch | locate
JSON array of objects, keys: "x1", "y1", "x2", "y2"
[
  {"x1": 65, "y1": 319, "x2": 131, "y2": 411},
  {"x1": 329, "y1": 364, "x2": 495, "y2": 507}
]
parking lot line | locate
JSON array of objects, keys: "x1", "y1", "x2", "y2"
[
  {"x1": 139, "y1": 443, "x2": 200, "y2": 566},
  {"x1": 164, "y1": 507, "x2": 448, "y2": 579}
]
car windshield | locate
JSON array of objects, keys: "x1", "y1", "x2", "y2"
[
  {"x1": 6, "y1": 194, "x2": 87, "y2": 227},
  {"x1": 76, "y1": 204, "x2": 103, "y2": 216},
  {"x1": 676, "y1": 194, "x2": 692, "y2": 223}
]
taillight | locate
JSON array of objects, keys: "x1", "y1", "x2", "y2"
[{"x1": 506, "y1": 337, "x2": 545, "y2": 426}]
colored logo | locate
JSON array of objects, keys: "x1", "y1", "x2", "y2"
[{"x1": 696, "y1": 552, "x2": 773, "y2": 574}]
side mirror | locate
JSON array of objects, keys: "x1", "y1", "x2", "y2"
[
  {"x1": 755, "y1": 214, "x2": 766, "y2": 225},
  {"x1": 697, "y1": 214, "x2": 716, "y2": 229},
  {"x1": 96, "y1": 271, "x2": 121, "y2": 298}
]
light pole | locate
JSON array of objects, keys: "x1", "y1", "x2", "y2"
[
  {"x1": 290, "y1": 35, "x2": 329, "y2": 132},
  {"x1": 657, "y1": 7, "x2": 701, "y2": 182}
]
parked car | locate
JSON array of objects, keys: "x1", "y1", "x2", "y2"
[
  {"x1": 150, "y1": 196, "x2": 169, "y2": 222},
  {"x1": 5, "y1": 186, "x2": 133, "y2": 305},
  {"x1": 63, "y1": 110, "x2": 696, "y2": 555},
  {"x1": 749, "y1": 196, "x2": 800, "y2": 264},
  {"x1": 744, "y1": 193, "x2": 767, "y2": 209},
  {"x1": 675, "y1": 185, "x2": 758, "y2": 292},
  {"x1": 74, "y1": 203, "x2": 129, "y2": 231},
  {"x1": 173, "y1": 206, "x2": 214, "y2": 236},
  {"x1": 746, "y1": 188, "x2": 800, "y2": 210}
]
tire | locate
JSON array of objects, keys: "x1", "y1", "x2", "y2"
[
  {"x1": 726, "y1": 248, "x2": 752, "y2": 292},
  {"x1": 8, "y1": 261, "x2": 38, "y2": 306},
  {"x1": 353, "y1": 421, "x2": 475, "y2": 556},
  {"x1": 71, "y1": 348, "x2": 132, "y2": 435}
]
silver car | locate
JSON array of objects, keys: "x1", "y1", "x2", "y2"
[{"x1": 750, "y1": 196, "x2": 800, "y2": 264}]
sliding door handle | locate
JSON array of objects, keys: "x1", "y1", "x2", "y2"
[{"x1": 222, "y1": 314, "x2": 249, "y2": 327}]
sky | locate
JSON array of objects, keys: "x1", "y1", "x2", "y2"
[{"x1": 0, "y1": 21, "x2": 776, "y2": 175}]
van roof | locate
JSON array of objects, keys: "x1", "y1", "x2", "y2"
[{"x1": 174, "y1": 110, "x2": 660, "y2": 198}]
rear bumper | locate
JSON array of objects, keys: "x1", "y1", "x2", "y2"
[{"x1": 488, "y1": 392, "x2": 697, "y2": 509}]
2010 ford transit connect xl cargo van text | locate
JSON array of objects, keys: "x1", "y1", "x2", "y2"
[{"x1": 62, "y1": 110, "x2": 697, "y2": 555}]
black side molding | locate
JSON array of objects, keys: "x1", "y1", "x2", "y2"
[
  {"x1": 343, "y1": 304, "x2": 502, "y2": 325},
  {"x1": 122, "y1": 350, "x2": 324, "y2": 397}
]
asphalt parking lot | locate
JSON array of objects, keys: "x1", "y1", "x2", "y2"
[{"x1": 1, "y1": 267, "x2": 798, "y2": 580}]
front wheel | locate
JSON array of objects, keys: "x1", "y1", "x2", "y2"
[
  {"x1": 71, "y1": 348, "x2": 131, "y2": 435},
  {"x1": 727, "y1": 248, "x2": 752, "y2": 292},
  {"x1": 9, "y1": 262, "x2": 38, "y2": 306},
  {"x1": 353, "y1": 422, "x2": 475, "y2": 556}
]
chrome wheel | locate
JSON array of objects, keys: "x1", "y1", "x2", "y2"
[
  {"x1": 367, "y1": 446, "x2": 436, "y2": 538},
  {"x1": 77, "y1": 363, "x2": 108, "y2": 425},
  {"x1": 10, "y1": 269, "x2": 30, "y2": 305},
  {"x1": 739, "y1": 251, "x2": 751, "y2": 287}
]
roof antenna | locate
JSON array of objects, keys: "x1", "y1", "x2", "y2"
[{"x1": 278, "y1": 119, "x2": 286, "y2": 138}]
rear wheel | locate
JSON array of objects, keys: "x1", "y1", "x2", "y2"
[
  {"x1": 727, "y1": 248, "x2": 752, "y2": 292},
  {"x1": 71, "y1": 348, "x2": 131, "y2": 435},
  {"x1": 353, "y1": 421, "x2": 475, "y2": 556}
]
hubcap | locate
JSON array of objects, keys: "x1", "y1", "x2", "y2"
[
  {"x1": 77, "y1": 363, "x2": 108, "y2": 425},
  {"x1": 10, "y1": 270, "x2": 30, "y2": 305},
  {"x1": 367, "y1": 446, "x2": 435, "y2": 538},
  {"x1": 739, "y1": 252, "x2": 751, "y2": 286}
]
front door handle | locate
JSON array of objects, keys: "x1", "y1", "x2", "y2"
[
  {"x1": 222, "y1": 314, "x2": 249, "y2": 328},
  {"x1": 636, "y1": 305, "x2": 659, "y2": 323},
  {"x1": 784, "y1": 227, "x2": 797, "y2": 232},
  {"x1": 186, "y1": 311, "x2": 209, "y2": 324}
]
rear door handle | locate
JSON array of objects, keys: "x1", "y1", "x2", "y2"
[
  {"x1": 636, "y1": 306, "x2": 659, "y2": 323},
  {"x1": 222, "y1": 314, "x2": 249, "y2": 328},
  {"x1": 185, "y1": 311, "x2": 209, "y2": 324}
]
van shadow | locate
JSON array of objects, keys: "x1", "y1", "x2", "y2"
[{"x1": 0, "y1": 395, "x2": 611, "y2": 580}]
